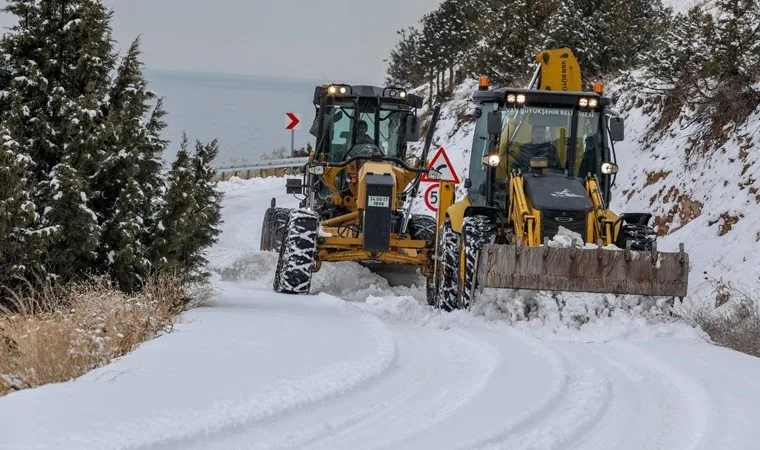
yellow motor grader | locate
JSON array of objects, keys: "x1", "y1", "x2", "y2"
[
  {"x1": 431, "y1": 49, "x2": 690, "y2": 310},
  {"x1": 265, "y1": 84, "x2": 442, "y2": 294}
]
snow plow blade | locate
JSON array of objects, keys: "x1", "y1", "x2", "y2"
[{"x1": 477, "y1": 244, "x2": 689, "y2": 297}]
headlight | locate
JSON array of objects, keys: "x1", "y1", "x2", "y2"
[
  {"x1": 530, "y1": 156, "x2": 548, "y2": 169},
  {"x1": 399, "y1": 91, "x2": 407, "y2": 98},
  {"x1": 339, "y1": 86, "x2": 347, "y2": 94},
  {"x1": 579, "y1": 98, "x2": 589, "y2": 107},
  {"x1": 588, "y1": 98, "x2": 598, "y2": 108},
  {"x1": 516, "y1": 94, "x2": 526, "y2": 104},
  {"x1": 507, "y1": 94, "x2": 516, "y2": 103},
  {"x1": 328, "y1": 86, "x2": 337, "y2": 95},
  {"x1": 308, "y1": 165, "x2": 325, "y2": 175},
  {"x1": 426, "y1": 169, "x2": 441, "y2": 180},
  {"x1": 601, "y1": 162, "x2": 619, "y2": 174},
  {"x1": 484, "y1": 154, "x2": 501, "y2": 167}
]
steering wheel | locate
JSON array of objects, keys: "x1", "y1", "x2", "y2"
[{"x1": 342, "y1": 143, "x2": 384, "y2": 161}]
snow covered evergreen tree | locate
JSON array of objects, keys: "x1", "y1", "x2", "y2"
[
  {"x1": 152, "y1": 136, "x2": 197, "y2": 279},
  {"x1": 385, "y1": 27, "x2": 426, "y2": 87},
  {"x1": 708, "y1": 0, "x2": 760, "y2": 121},
  {"x1": 0, "y1": 0, "x2": 116, "y2": 283},
  {"x1": 152, "y1": 136, "x2": 222, "y2": 283},
  {"x1": 468, "y1": 0, "x2": 553, "y2": 85},
  {"x1": 0, "y1": 0, "x2": 224, "y2": 293},
  {"x1": 95, "y1": 38, "x2": 168, "y2": 291},
  {"x1": 644, "y1": 6, "x2": 714, "y2": 102},
  {"x1": 187, "y1": 139, "x2": 223, "y2": 282},
  {"x1": 0, "y1": 116, "x2": 47, "y2": 291}
]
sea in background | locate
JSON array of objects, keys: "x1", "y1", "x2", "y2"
[{"x1": 145, "y1": 69, "x2": 322, "y2": 167}]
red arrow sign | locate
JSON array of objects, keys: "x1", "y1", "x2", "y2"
[{"x1": 285, "y1": 113, "x2": 300, "y2": 130}]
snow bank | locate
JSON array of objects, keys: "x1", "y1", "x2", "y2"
[{"x1": 225, "y1": 249, "x2": 699, "y2": 345}]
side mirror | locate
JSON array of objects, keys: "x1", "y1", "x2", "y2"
[
  {"x1": 487, "y1": 111, "x2": 502, "y2": 135},
  {"x1": 608, "y1": 117, "x2": 624, "y2": 142},
  {"x1": 407, "y1": 94, "x2": 424, "y2": 108},
  {"x1": 405, "y1": 116, "x2": 420, "y2": 142},
  {"x1": 309, "y1": 113, "x2": 334, "y2": 138}
]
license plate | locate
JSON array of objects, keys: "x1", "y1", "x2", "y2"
[{"x1": 367, "y1": 195, "x2": 390, "y2": 208}]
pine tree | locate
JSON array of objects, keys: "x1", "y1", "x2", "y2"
[
  {"x1": 152, "y1": 136, "x2": 223, "y2": 283},
  {"x1": 96, "y1": 38, "x2": 162, "y2": 290},
  {"x1": 0, "y1": 119, "x2": 47, "y2": 291},
  {"x1": 0, "y1": 0, "x2": 116, "y2": 284},
  {"x1": 541, "y1": 0, "x2": 594, "y2": 76},
  {"x1": 385, "y1": 27, "x2": 427, "y2": 87},
  {"x1": 152, "y1": 135, "x2": 197, "y2": 278},
  {"x1": 139, "y1": 98, "x2": 170, "y2": 258},
  {"x1": 187, "y1": 139, "x2": 223, "y2": 282},
  {"x1": 468, "y1": 0, "x2": 551, "y2": 86},
  {"x1": 708, "y1": 0, "x2": 760, "y2": 119},
  {"x1": 644, "y1": 6, "x2": 714, "y2": 102}
]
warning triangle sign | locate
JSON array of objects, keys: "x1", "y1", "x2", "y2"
[{"x1": 421, "y1": 146, "x2": 461, "y2": 184}]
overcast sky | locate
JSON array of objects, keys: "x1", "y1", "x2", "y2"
[{"x1": 0, "y1": 0, "x2": 442, "y2": 84}]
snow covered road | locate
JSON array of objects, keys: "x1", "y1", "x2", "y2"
[{"x1": 3, "y1": 177, "x2": 760, "y2": 450}]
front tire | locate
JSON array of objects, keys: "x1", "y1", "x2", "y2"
[
  {"x1": 436, "y1": 219, "x2": 460, "y2": 311},
  {"x1": 459, "y1": 215, "x2": 497, "y2": 309},
  {"x1": 273, "y1": 210, "x2": 319, "y2": 294}
]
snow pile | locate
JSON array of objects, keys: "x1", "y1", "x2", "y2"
[
  {"x1": 223, "y1": 246, "x2": 685, "y2": 341},
  {"x1": 359, "y1": 289, "x2": 700, "y2": 344},
  {"x1": 220, "y1": 250, "x2": 427, "y2": 304}
]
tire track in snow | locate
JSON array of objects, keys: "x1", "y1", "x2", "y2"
[
  {"x1": 136, "y1": 297, "x2": 399, "y2": 450},
  {"x1": 257, "y1": 326, "x2": 501, "y2": 450},
  {"x1": 604, "y1": 342, "x2": 717, "y2": 450},
  {"x1": 454, "y1": 330, "x2": 611, "y2": 450}
]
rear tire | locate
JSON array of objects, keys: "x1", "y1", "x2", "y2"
[
  {"x1": 260, "y1": 207, "x2": 291, "y2": 252},
  {"x1": 459, "y1": 215, "x2": 497, "y2": 310},
  {"x1": 436, "y1": 219, "x2": 460, "y2": 311},
  {"x1": 260, "y1": 207, "x2": 276, "y2": 251},
  {"x1": 271, "y1": 208, "x2": 291, "y2": 252},
  {"x1": 273, "y1": 210, "x2": 319, "y2": 294}
]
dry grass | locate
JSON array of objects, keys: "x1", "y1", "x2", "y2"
[
  {"x1": 0, "y1": 276, "x2": 208, "y2": 396},
  {"x1": 688, "y1": 281, "x2": 760, "y2": 358}
]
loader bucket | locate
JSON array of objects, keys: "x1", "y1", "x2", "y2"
[{"x1": 477, "y1": 243, "x2": 689, "y2": 297}]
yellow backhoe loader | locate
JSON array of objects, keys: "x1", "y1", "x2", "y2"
[
  {"x1": 430, "y1": 48, "x2": 689, "y2": 310},
  {"x1": 264, "y1": 84, "x2": 442, "y2": 294}
]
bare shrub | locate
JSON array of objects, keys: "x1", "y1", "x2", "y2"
[
  {"x1": 0, "y1": 275, "x2": 199, "y2": 396},
  {"x1": 688, "y1": 281, "x2": 760, "y2": 358}
]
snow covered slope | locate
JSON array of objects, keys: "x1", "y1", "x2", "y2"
[
  {"x1": 409, "y1": 78, "x2": 759, "y2": 307},
  {"x1": 3, "y1": 176, "x2": 760, "y2": 450},
  {"x1": 610, "y1": 89, "x2": 760, "y2": 306}
]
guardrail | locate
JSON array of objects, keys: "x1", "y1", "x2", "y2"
[
  {"x1": 215, "y1": 157, "x2": 309, "y2": 172},
  {"x1": 214, "y1": 157, "x2": 309, "y2": 181}
]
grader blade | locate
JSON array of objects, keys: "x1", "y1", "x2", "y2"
[{"x1": 477, "y1": 244, "x2": 689, "y2": 297}]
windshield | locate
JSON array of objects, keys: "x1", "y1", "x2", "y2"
[
  {"x1": 317, "y1": 102, "x2": 408, "y2": 162},
  {"x1": 467, "y1": 104, "x2": 602, "y2": 203}
]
